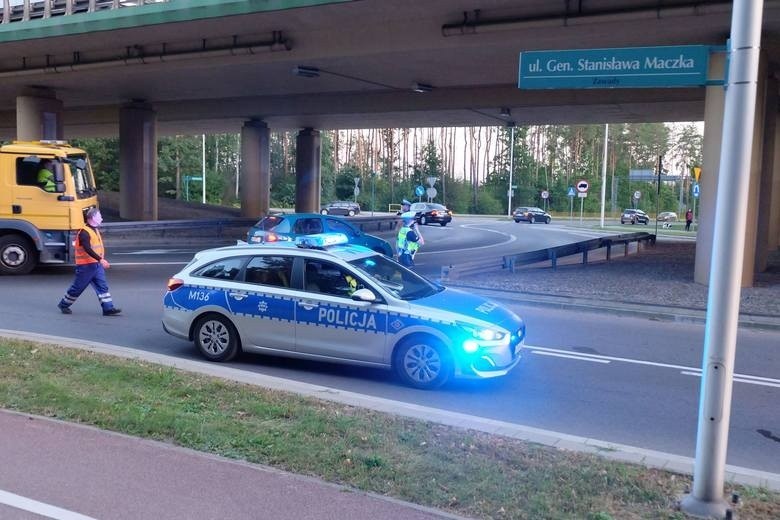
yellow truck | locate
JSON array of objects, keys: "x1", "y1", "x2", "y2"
[{"x1": 0, "y1": 141, "x2": 99, "y2": 275}]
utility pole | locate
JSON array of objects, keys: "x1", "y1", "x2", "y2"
[
  {"x1": 507, "y1": 123, "x2": 515, "y2": 216},
  {"x1": 599, "y1": 124, "x2": 608, "y2": 228},
  {"x1": 201, "y1": 134, "x2": 206, "y2": 204},
  {"x1": 681, "y1": 2, "x2": 764, "y2": 518}
]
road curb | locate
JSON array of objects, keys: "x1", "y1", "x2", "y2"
[{"x1": 2, "y1": 329, "x2": 779, "y2": 493}]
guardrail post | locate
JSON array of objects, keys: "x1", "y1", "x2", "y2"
[
  {"x1": 65, "y1": 0, "x2": 73, "y2": 16},
  {"x1": 605, "y1": 241, "x2": 612, "y2": 261},
  {"x1": 582, "y1": 248, "x2": 588, "y2": 265},
  {"x1": 88, "y1": 0, "x2": 96, "y2": 13},
  {"x1": 550, "y1": 250, "x2": 557, "y2": 270}
]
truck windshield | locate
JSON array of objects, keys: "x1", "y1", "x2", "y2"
[{"x1": 67, "y1": 154, "x2": 97, "y2": 199}]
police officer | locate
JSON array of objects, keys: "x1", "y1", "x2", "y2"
[
  {"x1": 397, "y1": 211, "x2": 424, "y2": 267},
  {"x1": 37, "y1": 160, "x2": 55, "y2": 192},
  {"x1": 58, "y1": 208, "x2": 121, "y2": 316},
  {"x1": 397, "y1": 198, "x2": 411, "y2": 215}
]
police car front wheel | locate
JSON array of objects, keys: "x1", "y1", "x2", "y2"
[
  {"x1": 194, "y1": 314, "x2": 240, "y2": 362},
  {"x1": 394, "y1": 338, "x2": 452, "y2": 390}
]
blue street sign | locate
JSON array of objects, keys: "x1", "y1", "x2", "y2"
[
  {"x1": 415, "y1": 185, "x2": 425, "y2": 197},
  {"x1": 518, "y1": 45, "x2": 710, "y2": 90},
  {"x1": 567, "y1": 186, "x2": 576, "y2": 198},
  {"x1": 693, "y1": 183, "x2": 700, "y2": 198}
]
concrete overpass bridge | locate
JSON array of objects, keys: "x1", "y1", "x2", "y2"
[{"x1": 1, "y1": 0, "x2": 779, "y2": 286}]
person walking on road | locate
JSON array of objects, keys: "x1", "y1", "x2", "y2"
[
  {"x1": 397, "y1": 212, "x2": 424, "y2": 267},
  {"x1": 685, "y1": 208, "x2": 693, "y2": 232},
  {"x1": 58, "y1": 208, "x2": 121, "y2": 316}
]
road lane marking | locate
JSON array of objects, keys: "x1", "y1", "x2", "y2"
[
  {"x1": 0, "y1": 489, "x2": 97, "y2": 520},
  {"x1": 680, "y1": 371, "x2": 780, "y2": 388},
  {"x1": 531, "y1": 351, "x2": 610, "y2": 363},
  {"x1": 525, "y1": 345, "x2": 780, "y2": 387}
]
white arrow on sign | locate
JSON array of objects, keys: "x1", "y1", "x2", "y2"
[{"x1": 576, "y1": 179, "x2": 589, "y2": 193}]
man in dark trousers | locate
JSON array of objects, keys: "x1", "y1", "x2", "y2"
[{"x1": 58, "y1": 208, "x2": 121, "y2": 316}]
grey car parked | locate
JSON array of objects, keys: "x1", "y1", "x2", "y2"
[{"x1": 620, "y1": 209, "x2": 649, "y2": 225}]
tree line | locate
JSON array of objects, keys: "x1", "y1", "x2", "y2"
[{"x1": 71, "y1": 121, "x2": 702, "y2": 216}]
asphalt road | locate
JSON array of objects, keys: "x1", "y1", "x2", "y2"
[{"x1": 2, "y1": 217, "x2": 778, "y2": 474}]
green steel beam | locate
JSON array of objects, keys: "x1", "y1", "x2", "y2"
[{"x1": 0, "y1": 0, "x2": 353, "y2": 43}]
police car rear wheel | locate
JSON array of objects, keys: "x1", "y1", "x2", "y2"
[
  {"x1": 394, "y1": 338, "x2": 452, "y2": 389},
  {"x1": 194, "y1": 314, "x2": 240, "y2": 362}
]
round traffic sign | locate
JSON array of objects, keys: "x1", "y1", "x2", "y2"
[
  {"x1": 633, "y1": 190, "x2": 641, "y2": 200},
  {"x1": 415, "y1": 185, "x2": 425, "y2": 197},
  {"x1": 576, "y1": 179, "x2": 589, "y2": 193},
  {"x1": 426, "y1": 187, "x2": 437, "y2": 199},
  {"x1": 541, "y1": 190, "x2": 549, "y2": 199}
]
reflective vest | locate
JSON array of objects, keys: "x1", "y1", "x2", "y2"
[
  {"x1": 38, "y1": 168, "x2": 55, "y2": 192},
  {"x1": 397, "y1": 225, "x2": 419, "y2": 255},
  {"x1": 75, "y1": 227, "x2": 104, "y2": 265}
]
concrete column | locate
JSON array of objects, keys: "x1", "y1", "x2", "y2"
[
  {"x1": 295, "y1": 128, "x2": 321, "y2": 213},
  {"x1": 119, "y1": 102, "x2": 157, "y2": 221},
  {"x1": 695, "y1": 54, "x2": 726, "y2": 285},
  {"x1": 239, "y1": 120, "x2": 270, "y2": 218},
  {"x1": 770, "y1": 112, "x2": 780, "y2": 250},
  {"x1": 755, "y1": 74, "x2": 778, "y2": 272},
  {"x1": 16, "y1": 88, "x2": 63, "y2": 141}
]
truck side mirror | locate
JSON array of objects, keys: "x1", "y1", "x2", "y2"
[{"x1": 52, "y1": 162, "x2": 65, "y2": 182}]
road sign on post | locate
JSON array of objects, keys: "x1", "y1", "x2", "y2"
[
  {"x1": 415, "y1": 185, "x2": 425, "y2": 199},
  {"x1": 693, "y1": 183, "x2": 700, "y2": 198},
  {"x1": 693, "y1": 166, "x2": 702, "y2": 182},
  {"x1": 634, "y1": 190, "x2": 642, "y2": 200},
  {"x1": 576, "y1": 179, "x2": 589, "y2": 193}
]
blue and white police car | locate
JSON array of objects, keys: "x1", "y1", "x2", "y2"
[{"x1": 162, "y1": 233, "x2": 525, "y2": 389}]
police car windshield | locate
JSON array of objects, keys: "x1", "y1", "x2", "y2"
[{"x1": 348, "y1": 254, "x2": 441, "y2": 300}]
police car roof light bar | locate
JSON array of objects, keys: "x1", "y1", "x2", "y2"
[{"x1": 294, "y1": 233, "x2": 349, "y2": 249}]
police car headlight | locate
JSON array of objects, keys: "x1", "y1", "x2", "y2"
[{"x1": 458, "y1": 323, "x2": 506, "y2": 342}]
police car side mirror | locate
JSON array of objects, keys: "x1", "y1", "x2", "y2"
[{"x1": 351, "y1": 288, "x2": 376, "y2": 303}]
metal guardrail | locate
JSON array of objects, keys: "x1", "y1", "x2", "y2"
[
  {"x1": 1, "y1": 0, "x2": 170, "y2": 24},
  {"x1": 441, "y1": 232, "x2": 656, "y2": 282},
  {"x1": 99, "y1": 215, "x2": 400, "y2": 245}
]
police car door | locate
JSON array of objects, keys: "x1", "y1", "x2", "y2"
[
  {"x1": 296, "y1": 259, "x2": 388, "y2": 363},
  {"x1": 232, "y1": 255, "x2": 297, "y2": 353}
]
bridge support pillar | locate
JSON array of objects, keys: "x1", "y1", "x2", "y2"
[
  {"x1": 119, "y1": 102, "x2": 157, "y2": 221},
  {"x1": 755, "y1": 74, "x2": 778, "y2": 273},
  {"x1": 695, "y1": 52, "x2": 769, "y2": 287},
  {"x1": 16, "y1": 88, "x2": 63, "y2": 141},
  {"x1": 295, "y1": 128, "x2": 321, "y2": 213},
  {"x1": 240, "y1": 120, "x2": 271, "y2": 218},
  {"x1": 769, "y1": 112, "x2": 780, "y2": 251}
]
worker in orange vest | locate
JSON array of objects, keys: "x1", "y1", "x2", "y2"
[{"x1": 58, "y1": 208, "x2": 121, "y2": 316}]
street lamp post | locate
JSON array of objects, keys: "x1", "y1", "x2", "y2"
[{"x1": 507, "y1": 123, "x2": 515, "y2": 216}]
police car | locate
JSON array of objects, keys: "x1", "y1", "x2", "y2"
[{"x1": 162, "y1": 233, "x2": 525, "y2": 389}]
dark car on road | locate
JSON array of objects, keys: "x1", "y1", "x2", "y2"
[
  {"x1": 409, "y1": 202, "x2": 453, "y2": 226},
  {"x1": 620, "y1": 208, "x2": 650, "y2": 225},
  {"x1": 512, "y1": 207, "x2": 551, "y2": 224},
  {"x1": 320, "y1": 201, "x2": 360, "y2": 216},
  {"x1": 246, "y1": 213, "x2": 393, "y2": 256}
]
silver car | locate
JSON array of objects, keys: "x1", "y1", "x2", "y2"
[{"x1": 162, "y1": 235, "x2": 525, "y2": 389}]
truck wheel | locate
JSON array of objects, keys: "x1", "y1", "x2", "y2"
[{"x1": 0, "y1": 234, "x2": 37, "y2": 275}]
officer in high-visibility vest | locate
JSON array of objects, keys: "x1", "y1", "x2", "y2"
[
  {"x1": 397, "y1": 211, "x2": 424, "y2": 267},
  {"x1": 58, "y1": 208, "x2": 122, "y2": 316},
  {"x1": 37, "y1": 160, "x2": 56, "y2": 192}
]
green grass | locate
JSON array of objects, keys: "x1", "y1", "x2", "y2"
[{"x1": 1, "y1": 339, "x2": 778, "y2": 519}]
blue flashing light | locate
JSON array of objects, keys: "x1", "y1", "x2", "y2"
[
  {"x1": 463, "y1": 340, "x2": 479, "y2": 353},
  {"x1": 295, "y1": 232, "x2": 350, "y2": 249}
]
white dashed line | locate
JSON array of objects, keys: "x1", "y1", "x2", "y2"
[
  {"x1": 525, "y1": 345, "x2": 780, "y2": 388},
  {"x1": 0, "y1": 490, "x2": 98, "y2": 520}
]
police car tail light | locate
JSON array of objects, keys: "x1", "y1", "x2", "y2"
[
  {"x1": 167, "y1": 277, "x2": 184, "y2": 291},
  {"x1": 265, "y1": 233, "x2": 280, "y2": 242}
]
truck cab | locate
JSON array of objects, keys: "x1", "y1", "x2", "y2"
[{"x1": 0, "y1": 141, "x2": 98, "y2": 274}]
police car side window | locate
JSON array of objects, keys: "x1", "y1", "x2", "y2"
[
  {"x1": 244, "y1": 256, "x2": 292, "y2": 288},
  {"x1": 193, "y1": 257, "x2": 247, "y2": 281},
  {"x1": 304, "y1": 260, "x2": 364, "y2": 298}
]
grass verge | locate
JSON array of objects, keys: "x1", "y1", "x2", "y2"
[{"x1": 1, "y1": 338, "x2": 778, "y2": 519}]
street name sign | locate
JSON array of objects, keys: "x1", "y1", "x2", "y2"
[{"x1": 518, "y1": 45, "x2": 710, "y2": 90}]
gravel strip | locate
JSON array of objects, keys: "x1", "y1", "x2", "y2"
[{"x1": 457, "y1": 239, "x2": 780, "y2": 317}]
